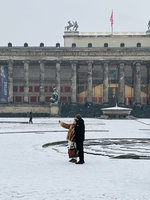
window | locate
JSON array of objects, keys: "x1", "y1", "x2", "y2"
[
  {"x1": 104, "y1": 43, "x2": 108, "y2": 47},
  {"x1": 30, "y1": 96, "x2": 37, "y2": 102},
  {"x1": 68, "y1": 96, "x2": 71, "y2": 102},
  {"x1": 45, "y1": 96, "x2": 50, "y2": 102},
  {"x1": 60, "y1": 96, "x2": 67, "y2": 102},
  {"x1": 19, "y1": 86, "x2": 24, "y2": 92},
  {"x1": 137, "y1": 43, "x2": 141, "y2": 47},
  {"x1": 15, "y1": 96, "x2": 22, "y2": 102},
  {"x1": 72, "y1": 43, "x2": 76, "y2": 48},
  {"x1": 40, "y1": 43, "x2": 44, "y2": 47},
  {"x1": 44, "y1": 86, "x2": 48, "y2": 92},
  {"x1": 49, "y1": 87, "x2": 53, "y2": 92},
  {"x1": 108, "y1": 69, "x2": 117, "y2": 84},
  {"x1": 24, "y1": 43, "x2": 28, "y2": 47},
  {"x1": 64, "y1": 86, "x2": 71, "y2": 93},
  {"x1": 8, "y1": 42, "x2": 12, "y2": 47},
  {"x1": 88, "y1": 43, "x2": 92, "y2": 48},
  {"x1": 56, "y1": 43, "x2": 60, "y2": 48},
  {"x1": 120, "y1": 43, "x2": 125, "y2": 47},
  {"x1": 34, "y1": 86, "x2": 40, "y2": 92}
]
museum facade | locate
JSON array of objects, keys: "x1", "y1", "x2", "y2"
[{"x1": 0, "y1": 31, "x2": 150, "y2": 116}]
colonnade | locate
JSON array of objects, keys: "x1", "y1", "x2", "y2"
[{"x1": 6, "y1": 60, "x2": 147, "y2": 105}]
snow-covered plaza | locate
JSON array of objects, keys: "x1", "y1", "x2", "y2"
[{"x1": 0, "y1": 117, "x2": 150, "y2": 200}]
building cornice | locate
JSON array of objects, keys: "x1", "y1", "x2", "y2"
[{"x1": 0, "y1": 47, "x2": 150, "y2": 61}]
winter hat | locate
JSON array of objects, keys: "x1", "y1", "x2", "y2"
[{"x1": 75, "y1": 114, "x2": 82, "y2": 119}]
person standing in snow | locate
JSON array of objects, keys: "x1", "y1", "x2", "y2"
[
  {"x1": 74, "y1": 114, "x2": 85, "y2": 164},
  {"x1": 59, "y1": 119, "x2": 77, "y2": 163}
]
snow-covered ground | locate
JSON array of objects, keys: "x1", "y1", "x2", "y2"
[{"x1": 0, "y1": 117, "x2": 150, "y2": 200}]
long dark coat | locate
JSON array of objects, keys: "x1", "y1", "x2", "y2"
[{"x1": 75, "y1": 118, "x2": 85, "y2": 143}]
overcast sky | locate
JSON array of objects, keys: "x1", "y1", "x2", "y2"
[{"x1": 0, "y1": 0, "x2": 150, "y2": 47}]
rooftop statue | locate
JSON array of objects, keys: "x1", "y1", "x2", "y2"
[
  {"x1": 50, "y1": 87, "x2": 59, "y2": 104},
  {"x1": 65, "y1": 20, "x2": 79, "y2": 31}
]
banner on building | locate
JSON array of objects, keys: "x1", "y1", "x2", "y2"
[{"x1": 0, "y1": 66, "x2": 8, "y2": 102}]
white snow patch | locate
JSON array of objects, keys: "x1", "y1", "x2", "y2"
[{"x1": 0, "y1": 117, "x2": 150, "y2": 200}]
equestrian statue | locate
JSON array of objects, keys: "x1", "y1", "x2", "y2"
[{"x1": 65, "y1": 20, "x2": 79, "y2": 31}]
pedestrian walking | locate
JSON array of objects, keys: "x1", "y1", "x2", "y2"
[
  {"x1": 29, "y1": 112, "x2": 33, "y2": 124},
  {"x1": 74, "y1": 114, "x2": 85, "y2": 164}
]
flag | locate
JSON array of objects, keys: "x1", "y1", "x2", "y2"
[
  {"x1": 110, "y1": 10, "x2": 113, "y2": 26},
  {"x1": 110, "y1": 10, "x2": 113, "y2": 35}
]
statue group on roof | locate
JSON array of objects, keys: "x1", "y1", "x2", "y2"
[{"x1": 65, "y1": 20, "x2": 78, "y2": 31}]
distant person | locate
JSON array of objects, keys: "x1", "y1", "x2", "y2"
[
  {"x1": 74, "y1": 114, "x2": 85, "y2": 164},
  {"x1": 29, "y1": 112, "x2": 33, "y2": 124},
  {"x1": 59, "y1": 119, "x2": 78, "y2": 163}
]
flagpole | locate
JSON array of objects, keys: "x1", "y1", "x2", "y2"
[{"x1": 111, "y1": 24, "x2": 113, "y2": 35}]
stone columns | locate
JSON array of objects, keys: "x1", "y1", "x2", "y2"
[
  {"x1": 8, "y1": 60, "x2": 13, "y2": 103},
  {"x1": 39, "y1": 61, "x2": 45, "y2": 103},
  {"x1": 134, "y1": 62, "x2": 141, "y2": 105},
  {"x1": 147, "y1": 66, "x2": 150, "y2": 104},
  {"x1": 87, "y1": 61, "x2": 93, "y2": 103},
  {"x1": 56, "y1": 61, "x2": 61, "y2": 102},
  {"x1": 24, "y1": 61, "x2": 29, "y2": 103},
  {"x1": 118, "y1": 63, "x2": 125, "y2": 106},
  {"x1": 103, "y1": 62, "x2": 109, "y2": 104},
  {"x1": 71, "y1": 62, "x2": 77, "y2": 103}
]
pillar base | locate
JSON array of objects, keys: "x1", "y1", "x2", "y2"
[
  {"x1": 103, "y1": 102, "x2": 109, "y2": 106},
  {"x1": 118, "y1": 102, "x2": 125, "y2": 107},
  {"x1": 134, "y1": 102, "x2": 141, "y2": 107},
  {"x1": 50, "y1": 104, "x2": 59, "y2": 117}
]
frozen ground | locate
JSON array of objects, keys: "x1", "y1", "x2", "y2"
[{"x1": 0, "y1": 117, "x2": 150, "y2": 200}]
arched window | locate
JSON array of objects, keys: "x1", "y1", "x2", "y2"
[
  {"x1": 56, "y1": 43, "x2": 60, "y2": 48},
  {"x1": 8, "y1": 42, "x2": 12, "y2": 47},
  {"x1": 137, "y1": 43, "x2": 141, "y2": 47},
  {"x1": 120, "y1": 43, "x2": 125, "y2": 47},
  {"x1": 104, "y1": 43, "x2": 108, "y2": 47},
  {"x1": 40, "y1": 43, "x2": 44, "y2": 47},
  {"x1": 72, "y1": 43, "x2": 76, "y2": 48},
  {"x1": 88, "y1": 43, "x2": 92, "y2": 48},
  {"x1": 24, "y1": 43, "x2": 28, "y2": 47}
]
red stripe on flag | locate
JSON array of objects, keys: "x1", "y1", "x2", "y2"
[{"x1": 110, "y1": 11, "x2": 113, "y2": 25}]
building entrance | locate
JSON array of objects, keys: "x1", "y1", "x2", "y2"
[{"x1": 108, "y1": 87, "x2": 118, "y2": 106}]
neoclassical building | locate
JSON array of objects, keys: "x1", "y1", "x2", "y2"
[{"x1": 0, "y1": 31, "x2": 150, "y2": 116}]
